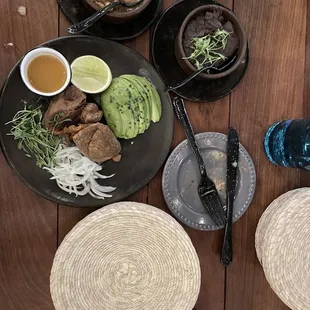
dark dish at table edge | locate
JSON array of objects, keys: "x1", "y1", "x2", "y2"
[{"x1": 82, "y1": 0, "x2": 152, "y2": 24}]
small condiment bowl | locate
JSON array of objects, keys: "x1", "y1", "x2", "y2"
[
  {"x1": 20, "y1": 47, "x2": 71, "y2": 96},
  {"x1": 82, "y1": 0, "x2": 152, "y2": 24},
  {"x1": 175, "y1": 5, "x2": 247, "y2": 80}
]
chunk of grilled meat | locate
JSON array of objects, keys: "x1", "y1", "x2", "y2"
[
  {"x1": 43, "y1": 85, "x2": 87, "y2": 132},
  {"x1": 80, "y1": 103, "x2": 103, "y2": 124},
  {"x1": 72, "y1": 123, "x2": 121, "y2": 163}
]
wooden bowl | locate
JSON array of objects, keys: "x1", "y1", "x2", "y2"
[
  {"x1": 175, "y1": 5, "x2": 247, "y2": 80},
  {"x1": 82, "y1": 0, "x2": 152, "y2": 24}
]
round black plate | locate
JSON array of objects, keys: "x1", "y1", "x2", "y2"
[
  {"x1": 58, "y1": 0, "x2": 162, "y2": 41},
  {"x1": 152, "y1": 0, "x2": 249, "y2": 102},
  {"x1": 0, "y1": 35, "x2": 174, "y2": 207}
]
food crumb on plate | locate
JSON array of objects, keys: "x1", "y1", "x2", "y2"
[{"x1": 17, "y1": 6, "x2": 26, "y2": 16}]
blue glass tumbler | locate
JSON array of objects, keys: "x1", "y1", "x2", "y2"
[{"x1": 264, "y1": 119, "x2": 310, "y2": 169}]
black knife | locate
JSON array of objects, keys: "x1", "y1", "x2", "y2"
[{"x1": 221, "y1": 127, "x2": 239, "y2": 266}]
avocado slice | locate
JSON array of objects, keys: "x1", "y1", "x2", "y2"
[
  {"x1": 112, "y1": 78, "x2": 138, "y2": 139},
  {"x1": 125, "y1": 75, "x2": 152, "y2": 129},
  {"x1": 100, "y1": 81, "x2": 124, "y2": 138},
  {"x1": 114, "y1": 77, "x2": 140, "y2": 138},
  {"x1": 101, "y1": 78, "x2": 136, "y2": 139},
  {"x1": 122, "y1": 75, "x2": 151, "y2": 131},
  {"x1": 118, "y1": 77, "x2": 141, "y2": 136},
  {"x1": 132, "y1": 75, "x2": 162, "y2": 123},
  {"x1": 119, "y1": 76, "x2": 146, "y2": 134},
  {"x1": 148, "y1": 82, "x2": 162, "y2": 123}
]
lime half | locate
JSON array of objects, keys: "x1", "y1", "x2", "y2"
[{"x1": 71, "y1": 55, "x2": 112, "y2": 94}]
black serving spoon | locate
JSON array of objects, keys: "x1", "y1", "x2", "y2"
[
  {"x1": 68, "y1": 0, "x2": 144, "y2": 34},
  {"x1": 166, "y1": 55, "x2": 237, "y2": 92}
]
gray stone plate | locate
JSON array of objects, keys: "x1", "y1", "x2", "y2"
[{"x1": 162, "y1": 132, "x2": 256, "y2": 231}]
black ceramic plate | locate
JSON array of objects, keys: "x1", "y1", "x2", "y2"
[
  {"x1": 0, "y1": 35, "x2": 174, "y2": 207},
  {"x1": 58, "y1": 0, "x2": 162, "y2": 41},
  {"x1": 152, "y1": 0, "x2": 249, "y2": 102}
]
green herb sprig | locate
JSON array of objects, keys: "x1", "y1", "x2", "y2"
[
  {"x1": 49, "y1": 112, "x2": 72, "y2": 134},
  {"x1": 184, "y1": 29, "x2": 230, "y2": 70},
  {"x1": 6, "y1": 103, "x2": 62, "y2": 168}
]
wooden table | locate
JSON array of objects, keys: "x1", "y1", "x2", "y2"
[{"x1": 0, "y1": 0, "x2": 308, "y2": 309}]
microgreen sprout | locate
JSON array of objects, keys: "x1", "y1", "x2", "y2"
[
  {"x1": 6, "y1": 103, "x2": 61, "y2": 168},
  {"x1": 184, "y1": 29, "x2": 231, "y2": 70}
]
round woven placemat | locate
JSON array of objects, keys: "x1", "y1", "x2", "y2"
[
  {"x1": 255, "y1": 188, "x2": 310, "y2": 310},
  {"x1": 255, "y1": 189, "x2": 303, "y2": 264},
  {"x1": 50, "y1": 202, "x2": 201, "y2": 310}
]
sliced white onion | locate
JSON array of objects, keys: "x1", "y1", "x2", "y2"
[
  {"x1": 44, "y1": 146, "x2": 116, "y2": 199},
  {"x1": 94, "y1": 172, "x2": 115, "y2": 179},
  {"x1": 89, "y1": 176, "x2": 116, "y2": 193},
  {"x1": 88, "y1": 190, "x2": 107, "y2": 200}
]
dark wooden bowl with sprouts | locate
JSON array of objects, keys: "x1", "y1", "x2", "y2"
[{"x1": 175, "y1": 5, "x2": 247, "y2": 80}]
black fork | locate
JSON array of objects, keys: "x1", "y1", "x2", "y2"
[{"x1": 172, "y1": 97, "x2": 227, "y2": 226}]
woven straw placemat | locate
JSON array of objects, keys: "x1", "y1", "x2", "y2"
[
  {"x1": 255, "y1": 188, "x2": 310, "y2": 310},
  {"x1": 50, "y1": 202, "x2": 201, "y2": 310},
  {"x1": 255, "y1": 189, "x2": 303, "y2": 264}
]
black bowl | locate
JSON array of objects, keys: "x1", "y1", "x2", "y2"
[
  {"x1": 58, "y1": 0, "x2": 162, "y2": 40},
  {"x1": 152, "y1": 0, "x2": 249, "y2": 102},
  {"x1": 82, "y1": 0, "x2": 152, "y2": 24}
]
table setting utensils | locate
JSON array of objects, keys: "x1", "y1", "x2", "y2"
[
  {"x1": 68, "y1": 0, "x2": 144, "y2": 34},
  {"x1": 166, "y1": 55, "x2": 237, "y2": 92},
  {"x1": 172, "y1": 97, "x2": 227, "y2": 226},
  {"x1": 221, "y1": 127, "x2": 239, "y2": 266}
]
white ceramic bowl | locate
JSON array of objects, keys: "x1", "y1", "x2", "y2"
[{"x1": 20, "y1": 47, "x2": 71, "y2": 96}]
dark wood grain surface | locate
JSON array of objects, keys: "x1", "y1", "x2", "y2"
[
  {"x1": 0, "y1": 0, "x2": 307, "y2": 309},
  {"x1": 0, "y1": 1, "x2": 59, "y2": 309},
  {"x1": 227, "y1": 1, "x2": 306, "y2": 309}
]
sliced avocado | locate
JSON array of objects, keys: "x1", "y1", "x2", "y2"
[
  {"x1": 112, "y1": 78, "x2": 137, "y2": 139},
  {"x1": 101, "y1": 78, "x2": 136, "y2": 139},
  {"x1": 117, "y1": 78, "x2": 140, "y2": 137},
  {"x1": 122, "y1": 75, "x2": 151, "y2": 131},
  {"x1": 119, "y1": 76, "x2": 146, "y2": 134},
  {"x1": 148, "y1": 82, "x2": 162, "y2": 123},
  {"x1": 100, "y1": 81, "x2": 124, "y2": 138},
  {"x1": 131, "y1": 75, "x2": 161, "y2": 123},
  {"x1": 101, "y1": 74, "x2": 162, "y2": 139},
  {"x1": 123, "y1": 75, "x2": 152, "y2": 131},
  {"x1": 134, "y1": 76, "x2": 162, "y2": 123}
]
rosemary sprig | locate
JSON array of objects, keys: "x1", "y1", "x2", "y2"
[
  {"x1": 6, "y1": 103, "x2": 62, "y2": 168},
  {"x1": 184, "y1": 29, "x2": 231, "y2": 70}
]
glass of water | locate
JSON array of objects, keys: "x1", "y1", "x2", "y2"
[{"x1": 264, "y1": 119, "x2": 310, "y2": 169}]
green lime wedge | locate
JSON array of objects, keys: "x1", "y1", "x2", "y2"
[{"x1": 71, "y1": 55, "x2": 112, "y2": 94}]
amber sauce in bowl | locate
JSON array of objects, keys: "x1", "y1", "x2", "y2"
[
  {"x1": 27, "y1": 55, "x2": 67, "y2": 93},
  {"x1": 20, "y1": 47, "x2": 71, "y2": 96}
]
